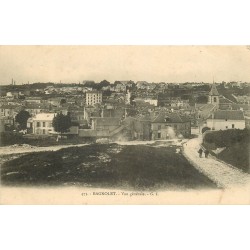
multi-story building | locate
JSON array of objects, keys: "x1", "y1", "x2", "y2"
[
  {"x1": 86, "y1": 91, "x2": 102, "y2": 106},
  {"x1": 206, "y1": 110, "x2": 245, "y2": 130},
  {"x1": 29, "y1": 113, "x2": 56, "y2": 135},
  {"x1": 151, "y1": 112, "x2": 191, "y2": 139},
  {"x1": 0, "y1": 104, "x2": 22, "y2": 118}
]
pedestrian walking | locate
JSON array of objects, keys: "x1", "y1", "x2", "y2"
[
  {"x1": 205, "y1": 149, "x2": 209, "y2": 158},
  {"x1": 198, "y1": 148, "x2": 203, "y2": 158}
]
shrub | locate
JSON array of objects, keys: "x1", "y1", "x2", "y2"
[
  {"x1": 202, "y1": 127, "x2": 211, "y2": 134},
  {"x1": 0, "y1": 132, "x2": 23, "y2": 146},
  {"x1": 204, "y1": 128, "x2": 250, "y2": 147}
]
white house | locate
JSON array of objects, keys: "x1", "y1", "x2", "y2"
[
  {"x1": 29, "y1": 113, "x2": 56, "y2": 135},
  {"x1": 206, "y1": 110, "x2": 245, "y2": 130}
]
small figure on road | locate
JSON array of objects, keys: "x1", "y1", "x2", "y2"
[
  {"x1": 205, "y1": 149, "x2": 209, "y2": 158},
  {"x1": 198, "y1": 148, "x2": 203, "y2": 158}
]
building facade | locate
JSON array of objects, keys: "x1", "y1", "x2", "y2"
[
  {"x1": 29, "y1": 113, "x2": 56, "y2": 135},
  {"x1": 86, "y1": 91, "x2": 102, "y2": 106},
  {"x1": 206, "y1": 110, "x2": 245, "y2": 130},
  {"x1": 151, "y1": 112, "x2": 191, "y2": 140}
]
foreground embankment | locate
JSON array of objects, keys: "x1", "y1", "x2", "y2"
[{"x1": 1, "y1": 141, "x2": 216, "y2": 190}]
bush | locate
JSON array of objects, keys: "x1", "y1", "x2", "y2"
[
  {"x1": 202, "y1": 127, "x2": 211, "y2": 134},
  {"x1": 204, "y1": 129, "x2": 250, "y2": 147},
  {"x1": 0, "y1": 132, "x2": 24, "y2": 146}
]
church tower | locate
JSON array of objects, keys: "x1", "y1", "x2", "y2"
[{"x1": 208, "y1": 83, "x2": 219, "y2": 108}]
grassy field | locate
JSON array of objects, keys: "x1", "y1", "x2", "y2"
[{"x1": 1, "y1": 143, "x2": 217, "y2": 190}]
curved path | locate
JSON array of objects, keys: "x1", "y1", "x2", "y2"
[{"x1": 183, "y1": 136, "x2": 250, "y2": 189}]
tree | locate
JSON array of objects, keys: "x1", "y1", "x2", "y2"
[
  {"x1": 52, "y1": 113, "x2": 72, "y2": 137},
  {"x1": 60, "y1": 98, "x2": 67, "y2": 106},
  {"x1": 96, "y1": 80, "x2": 110, "y2": 90},
  {"x1": 202, "y1": 127, "x2": 211, "y2": 134},
  {"x1": 15, "y1": 110, "x2": 31, "y2": 130}
]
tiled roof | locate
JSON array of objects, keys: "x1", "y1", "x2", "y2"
[
  {"x1": 95, "y1": 117, "x2": 120, "y2": 126},
  {"x1": 219, "y1": 97, "x2": 234, "y2": 104},
  {"x1": 231, "y1": 104, "x2": 250, "y2": 111},
  {"x1": 135, "y1": 114, "x2": 152, "y2": 122},
  {"x1": 25, "y1": 103, "x2": 49, "y2": 109},
  {"x1": 199, "y1": 104, "x2": 216, "y2": 111},
  {"x1": 33, "y1": 113, "x2": 56, "y2": 121},
  {"x1": 209, "y1": 110, "x2": 244, "y2": 120},
  {"x1": 152, "y1": 112, "x2": 189, "y2": 123}
]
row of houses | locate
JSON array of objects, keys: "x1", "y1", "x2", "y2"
[
  {"x1": 1, "y1": 84, "x2": 249, "y2": 140},
  {"x1": 24, "y1": 110, "x2": 192, "y2": 140}
]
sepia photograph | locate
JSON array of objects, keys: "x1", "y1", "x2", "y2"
[
  {"x1": 1, "y1": 2, "x2": 250, "y2": 250},
  {"x1": 0, "y1": 45, "x2": 249, "y2": 204}
]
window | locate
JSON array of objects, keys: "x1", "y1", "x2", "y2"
[
  {"x1": 232, "y1": 124, "x2": 235, "y2": 128},
  {"x1": 37, "y1": 122, "x2": 40, "y2": 127},
  {"x1": 43, "y1": 122, "x2": 46, "y2": 127},
  {"x1": 157, "y1": 132, "x2": 161, "y2": 139},
  {"x1": 214, "y1": 97, "x2": 217, "y2": 102},
  {"x1": 158, "y1": 125, "x2": 161, "y2": 130},
  {"x1": 43, "y1": 129, "x2": 46, "y2": 134},
  {"x1": 226, "y1": 126, "x2": 228, "y2": 129}
]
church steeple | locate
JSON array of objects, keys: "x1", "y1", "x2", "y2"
[
  {"x1": 208, "y1": 81, "x2": 219, "y2": 107},
  {"x1": 209, "y1": 84, "x2": 219, "y2": 96}
]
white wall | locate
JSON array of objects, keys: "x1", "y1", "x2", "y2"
[{"x1": 207, "y1": 119, "x2": 245, "y2": 130}]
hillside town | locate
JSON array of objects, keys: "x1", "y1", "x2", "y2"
[{"x1": 0, "y1": 80, "x2": 250, "y2": 142}]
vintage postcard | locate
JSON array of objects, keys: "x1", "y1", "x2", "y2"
[{"x1": 0, "y1": 45, "x2": 249, "y2": 204}]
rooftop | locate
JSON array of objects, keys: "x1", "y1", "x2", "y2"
[
  {"x1": 152, "y1": 112, "x2": 189, "y2": 123},
  {"x1": 209, "y1": 110, "x2": 245, "y2": 120},
  {"x1": 33, "y1": 113, "x2": 56, "y2": 121},
  {"x1": 86, "y1": 91, "x2": 102, "y2": 94},
  {"x1": 94, "y1": 117, "x2": 120, "y2": 126},
  {"x1": 231, "y1": 104, "x2": 250, "y2": 111}
]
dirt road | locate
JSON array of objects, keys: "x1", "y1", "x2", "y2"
[{"x1": 183, "y1": 136, "x2": 250, "y2": 189}]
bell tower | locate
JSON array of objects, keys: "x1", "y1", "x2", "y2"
[{"x1": 208, "y1": 81, "x2": 219, "y2": 108}]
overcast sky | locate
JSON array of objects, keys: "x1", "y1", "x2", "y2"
[{"x1": 0, "y1": 45, "x2": 249, "y2": 85}]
